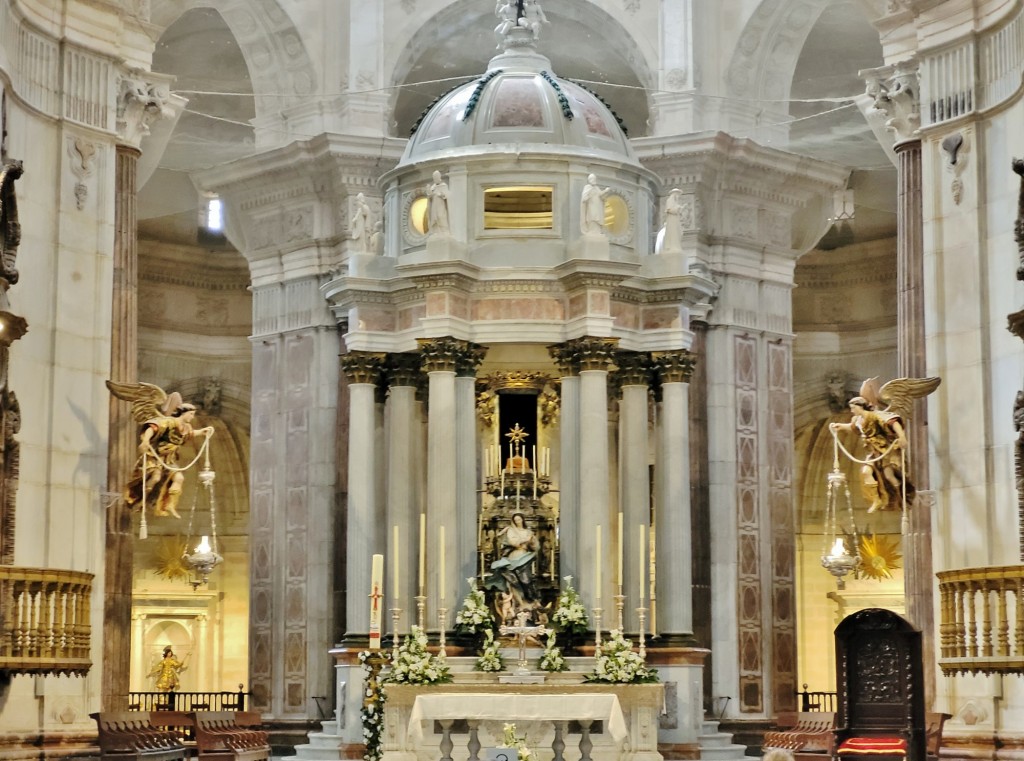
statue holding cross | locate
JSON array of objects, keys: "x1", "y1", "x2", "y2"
[
  {"x1": 500, "y1": 611, "x2": 551, "y2": 676},
  {"x1": 494, "y1": 0, "x2": 548, "y2": 47}
]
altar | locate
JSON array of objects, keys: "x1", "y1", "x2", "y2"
[{"x1": 382, "y1": 682, "x2": 664, "y2": 761}]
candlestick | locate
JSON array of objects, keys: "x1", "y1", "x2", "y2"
[
  {"x1": 418, "y1": 513, "x2": 426, "y2": 595},
  {"x1": 415, "y1": 594, "x2": 426, "y2": 630},
  {"x1": 532, "y1": 446, "x2": 537, "y2": 498},
  {"x1": 438, "y1": 604, "x2": 448, "y2": 659},
  {"x1": 638, "y1": 524, "x2": 646, "y2": 602},
  {"x1": 617, "y1": 511, "x2": 623, "y2": 587},
  {"x1": 391, "y1": 606, "x2": 402, "y2": 661},
  {"x1": 439, "y1": 525, "x2": 446, "y2": 604},
  {"x1": 393, "y1": 525, "x2": 400, "y2": 600},
  {"x1": 592, "y1": 606, "x2": 603, "y2": 652},
  {"x1": 637, "y1": 605, "x2": 648, "y2": 660},
  {"x1": 594, "y1": 524, "x2": 602, "y2": 603},
  {"x1": 614, "y1": 592, "x2": 625, "y2": 633},
  {"x1": 369, "y1": 554, "x2": 384, "y2": 649}
]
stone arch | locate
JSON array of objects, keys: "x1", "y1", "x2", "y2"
[
  {"x1": 387, "y1": 0, "x2": 655, "y2": 137},
  {"x1": 151, "y1": 0, "x2": 317, "y2": 121},
  {"x1": 725, "y1": 0, "x2": 836, "y2": 105}
]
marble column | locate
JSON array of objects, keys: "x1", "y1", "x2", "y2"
[
  {"x1": 549, "y1": 344, "x2": 580, "y2": 588},
  {"x1": 652, "y1": 351, "x2": 697, "y2": 643},
  {"x1": 195, "y1": 614, "x2": 209, "y2": 691},
  {"x1": 418, "y1": 338, "x2": 465, "y2": 622},
  {"x1": 576, "y1": 338, "x2": 619, "y2": 607},
  {"x1": 103, "y1": 143, "x2": 139, "y2": 711},
  {"x1": 341, "y1": 351, "x2": 387, "y2": 641},
  {"x1": 616, "y1": 352, "x2": 652, "y2": 632},
  {"x1": 385, "y1": 353, "x2": 422, "y2": 632},
  {"x1": 131, "y1": 613, "x2": 145, "y2": 692},
  {"x1": 455, "y1": 344, "x2": 487, "y2": 604}
]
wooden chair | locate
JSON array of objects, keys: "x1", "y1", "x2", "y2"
[
  {"x1": 91, "y1": 712, "x2": 186, "y2": 761},
  {"x1": 193, "y1": 711, "x2": 270, "y2": 761},
  {"x1": 833, "y1": 609, "x2": 925, "y2": 761},
  {"x1": 763, "y1": 711, "x2": 836, "y2": 755}
]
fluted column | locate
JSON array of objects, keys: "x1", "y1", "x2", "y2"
[
  {"x1": 549, "y1": 344, "x2": 580, "y2": 587},
  {"x1": 386, "y1": 354, "x2": 422, "y2": 626},
  {"x1": 195, "y1": 614, "x2": 209, "y2": 690},
  {"x1": 653, "y1": 350, "x2": 697, "y2": 642},
  {"x1": 131, "y1": 613, "x2": 145, "y2": 691},
  {"x1": 616, "y1": 352, "x2": 652, "y2": 631},
  {"x1": 455, "y1": 344, "x2": 487, "y2": 600},
  {"x1": 341, "y1": 351, "x2": 387, "y2": 641},
  {"x1": 577, "y1": 338, "x2": 619, "y2": 606}
]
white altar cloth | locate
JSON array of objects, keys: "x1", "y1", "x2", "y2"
[{"x1": 407, "y1": 692, "x2": 628, "y2": 746}]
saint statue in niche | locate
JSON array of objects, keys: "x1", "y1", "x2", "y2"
[
  {"x1": 580, "y1": 173, "x2": 610, "y2": 236},
  {"x1": 427, "y1": 170, "x2": 451, "y2": 236},
  {"x1": 350, "y1": 192, "x2": 372, "y2": 254},
  {"x1": 149, "y1": 646, "x2": 189, "y2": 692}
]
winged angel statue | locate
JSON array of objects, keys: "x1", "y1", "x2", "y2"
[
  {"x1": 106, "y1": 381, "x2": 214, "y2": 519},
  {"x1": 830, "y1": 376, "x2": 941, "y2": 513}
]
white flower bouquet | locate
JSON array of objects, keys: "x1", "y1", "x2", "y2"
[
  {"x1": 586, "y1": 629, "x2": 658, "y2": 684},
  {"x1": 550, "y1": 576, "x2": 589, "y2": 637},
  {"x1": 382, "y1": 625, "x2": 452, "y2": 685},
  {"x1": 358, "y1": 650, "x2": 389, "y2": 761},
  {"x1": 498, "y1": 723, "x2": 533, "y2": 761},
  {"x1": 475, "y1": 628, "x2": 505, "y2": 672},
  {"x1": 455, "y1": 578, "x2": 495, "y2": 636},
  {"x1": 538, "y1": 631, "x2": 568, "y2": 673}
]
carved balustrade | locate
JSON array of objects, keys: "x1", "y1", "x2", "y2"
[
  {"x1": 0, "y1": 566, "x2": 92, "y2": 675},
  {"x1": 937, "y1": 565, "x2": 1024, "y2": 675}
]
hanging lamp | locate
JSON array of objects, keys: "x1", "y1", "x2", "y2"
[
  {"x1": 183, "y1": 446, "x2": 222, "y2": 589},
  {"x1": 821, "y1": 438, "x2": 861, "y2": 588}
]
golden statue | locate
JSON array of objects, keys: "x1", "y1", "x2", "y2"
[
  {"x1": 106, "y1": 381, "x2": 214, "y2": 519},
  {"x1": 830, "y1": 376, "x2": 941, "y2": 512},
  {"x1": 148, "y1": 646, "x2": 189, "y2": 692}
]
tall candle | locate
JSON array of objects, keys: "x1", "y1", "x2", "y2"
[
  {"x1": 638, "y1": 524, "x2": 646, "y2": 602},
  {"x1": 439, "y1": 524, "x2": 446, "y2": 604},
  {"x1": 595, "y1": 524, "x2": 602, "y2": 603},
  {"x1": 617, "y1": 511, "x2": 624, "y2": 587},
  {"x1": 483, "y1": 446, "x2": 488, "y2": 483},
  {"x1": 418, "y1": 513, "x2": 426, "y2": 595},
  {"x1": 369, "y1": 554, "x2": 384, "y2": 649},
  {"x1": 532, "y1": 445, "x2": 538, "y2": 499},
  {"x1": 393, "y1": 525, "x2": 400, "y2": 599}
]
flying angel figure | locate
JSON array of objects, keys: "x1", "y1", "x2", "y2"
[
  {"x1": 830, "y1": 376, "x2": 941, "y2": 512},
  {"x1": 106, "y1": 381, "x2": 214, "y2": 519}
]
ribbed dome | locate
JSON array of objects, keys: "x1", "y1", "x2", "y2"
[{"x1": 401, "y1": 45, "x2": 634, "y2": 164}]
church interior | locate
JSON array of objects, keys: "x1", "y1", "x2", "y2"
[{"x1": 0, "y1": 0, "x2": 1022, "y2": 759}]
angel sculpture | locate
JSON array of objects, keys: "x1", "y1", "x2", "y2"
[
  {"x1": 829, "y1": 376, "x2": 941, "y2": 513},
  {"x1": 106, "y1": 381, "x2": 214, "y2": 519}
]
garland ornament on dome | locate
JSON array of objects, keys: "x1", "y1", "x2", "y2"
[
  {"x1": 828, "y1": 376, "x2": 940, "y2": 525},
  {"x1": 106, "y1": 380, "x2": 215, "y2": 539}
]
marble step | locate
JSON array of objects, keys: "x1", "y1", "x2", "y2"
[{"x1": 700, "y1": 718, "x2": 750, "y2": 761}]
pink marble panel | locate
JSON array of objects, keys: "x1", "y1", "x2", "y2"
[
  {"x1": 641, "y1": 306, "x2": 682, "y2": 330},
  {"x1": 588, "y1": 291, "x2": 610, "y2": 314},
  {"x1": 426, "y1": 291, "x2": 448, "y2": 316},
  {"x1": 398, "y1": 305, "x2": 425, "y2": 331},
  {"x1": 450, "y1": 294, "x2": 470, "y2": 321},
  {"x1": 611, "y1": 301, "x2": 639, "y2": 329},
  {"x1": 471, "y1": 297, "x2": 564, "y2": 321},
  {"x1": 285, "y1": 631, "x2": 305, "y2": 674},
  {"x1": 568, "y1": 293, "x2": 586, "y2": 318},
  {"x1": 491, "y1": 77, "x2": 547, "y2": 128},
  {"x1": 358, "y1": 306, "x2": 396, "y2": 332},
  {"x1": 561, "y1": 81, "x2": 613, "y2": 136}
]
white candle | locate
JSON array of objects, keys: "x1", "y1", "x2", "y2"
[
  {"x1": 617, "y1": 511, "x2": 624, "y2": 588},
  {"x1": 439, "y1": 524, "x2": 446, "y2": 604},
  {"x1": 370, "y1": 554, "x2": 384, "y2": 649},
  {"x1": 532, "y1": 445, "x2": 537, "y2": 499},
  {"x1": 638, "y1": 524, "x2": 646, "y2": 602},
  {"x1": 595, "y1": 524, "x2": 602, "y2": 603},
  {"x1": 393, "y1": 525, "x2": 400, "y2": 599},
  {"x1": 483, "y1": 446, "x2": 488, "y2": 483},
  {"x1": 418, "y1": 513, "x2": 426, "y2": 595}
]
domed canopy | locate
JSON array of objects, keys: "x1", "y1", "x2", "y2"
[{"x1": 401, "y1": 45, "x2": 635, "y2": 164}]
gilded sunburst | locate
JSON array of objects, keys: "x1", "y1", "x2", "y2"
[
  {"x1": 153, "y1": 536, "x2": 190, "y2": 582},
  {"x1": 859, "y1": 533, "x2": 902, "y2": 581}
]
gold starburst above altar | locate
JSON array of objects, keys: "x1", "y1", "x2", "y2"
[
  {"x1": 858, "y1": 533, "x2": 902, "y2": 581},
  {"x1": 152, "y1": 536, "x2": 190, "y2": 582}
]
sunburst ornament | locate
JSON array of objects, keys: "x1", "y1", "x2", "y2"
[
  {"x1": 153, "y1": 536, "x2": 190, "y2": 582},
  {"x1": 858, "y1": 533, "x2": 902, "y2": 581}
]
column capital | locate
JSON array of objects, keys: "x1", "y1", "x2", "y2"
[
  {"x1": 116, "y1": 70, "x2": 178, "y2": 149},
  {"x1": 548, "y1": 342, "x2": 580, "y2": 377},
  {"x1": 861, "y1": 58, "x2": 920, "y2": 145},
  {"x1": 385, "y1": 352, "x2": 423, "y2": 387},
  {"x1": 417, "y1": 337, "x2": 483, "y2": 374},
  {"x1": 340, "y1": 351, "x2": 387, "y2": 384},
  {"x1": 652, "y1": 350, "x2": 697, "y2": 383},
  {"x1": 573, "y1": 336, "x2": 620, "y2": 372},
  {"x1": 615, "y1": 351, "x2": 653, "y2": 387}
]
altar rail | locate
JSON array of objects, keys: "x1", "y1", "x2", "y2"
[
  {"x1": 937, "y1": 564, "x2": 1024, "y2": 675},
  {"x1": 128, "y1": 689, "x2": 250, "y2": 711},
  {"x1": 797, "y1": 685, "x2": 836, "y2": 712},
  {"x1": 0, "y1": 566, "x2": 92, "y2": 676}
]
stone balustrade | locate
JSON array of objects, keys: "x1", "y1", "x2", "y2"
[
  {"x1": 0, "y1": 566, "x2": 92, "y2": 676},
  {"x1": 937, "y1": 564, "x2": 1024, "y2": 675}
]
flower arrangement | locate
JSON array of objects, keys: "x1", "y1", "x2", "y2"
[
  {"x1": 455, "y1": 578, "x2": 495, "y2": 636},
  {"x1": 550, "y1": 576, "x2": 589, "y2": 636},
  {"x1": 498, "y1": 722, "x2": 533, "y2": 761},
  {"x1": 358, "y1": 650, "x2": 388, "y2": 761},
  {"x1": 382, "y1": 626, "x2": 452, "y2": 685},
  {"x1": 586, "y1": 629, "x2": 659, "y2": 684},
  {"x1": 476, "y1": 628, "x2": 505, "y2": 672},
  {"x1": 538, "y1": 631, "x2": 567, "y2": 673}
]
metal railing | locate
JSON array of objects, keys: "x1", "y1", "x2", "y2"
[
  {"x1": 0, "y1": 566, "x2": 92, "y2": 676},
  {"x1": 128, "y1": 688, "x2": 249, "y2": 712},
  {"x1": 797, "y1": 685, "x2": 837, "y2": 712}
]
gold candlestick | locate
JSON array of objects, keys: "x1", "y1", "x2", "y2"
[
  {"x1": 614, "y1": 590, "x2": 625, "y2": 633},
  {"x1": 637, "y1": 605, "x2": 648, "y2": 660},
  {"x1": 390, "y1": 607, "x2": 402, "y2": 661},
  {"x1": 438, "y1": 602, "x2": 448, "y2": 659},
  {"x1": 415, "y1": 594, "x2": 427, "y2": 631}
]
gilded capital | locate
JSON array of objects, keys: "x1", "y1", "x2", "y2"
[
  {"x1": 385, "y1": 352, "x2": 423, "y2": 387},
  {"x1": 615, "y1": 351, "x2": 652, "y2": 387},
  {"x1": 548, "y1": 342, "x2": 580, "y2": 377},
  {"x1": 652, "y1": 350, "x2": 697, "y2": 383},
  {"x1": 417, "y1": 336, "x2": 483, "y2": 374},
  {"x1": 340, "y1": 351, "x2": 387, "y2": 384},
  {"x1": 454, "y1": 342, "x2": 488, "y2": 377},
  {"x1": 573, "y1": 336, "x2": 620, "y2": 372}
]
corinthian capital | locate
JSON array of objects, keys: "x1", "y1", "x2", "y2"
[
  {"x1": 862, "y1": 58, "x2": 920, "y2": 144},
  {"x1": 417, "y1": 337, "x2": 484, "y2": 374},
  {"x1": 651, "y1": 350, "x2": 697, "y2": 383},
  {"x1": 117, "y1": 70, "x2": 174, "y2": 149},
  {"x1": 340, "y1": 351, "x2": 387, "y2": 384}
]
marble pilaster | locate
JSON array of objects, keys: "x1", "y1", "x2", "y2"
[
  {"x1": 549, "y1": 344, "x2": 580, "y2": 587},
  {"x1": 455, "y1": 344, "x2": 487, "y2": 601},
  {"x1": 615, "y1": 351, "x2": 652, "y2": 631},
  {"x1": 341, "y1": 351, "x2": 387, "y2": 640},
  {"x1": 652, "y1": 351, "x2": 697, "y2": 643}
]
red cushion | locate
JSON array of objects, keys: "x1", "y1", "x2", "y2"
[{"x1": 837, "y1": 737, "x2": 908, "y2": 756}]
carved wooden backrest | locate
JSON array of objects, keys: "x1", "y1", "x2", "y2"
[{"x1": 835, "y1": 609, "x2": 925, "y2": 759}]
